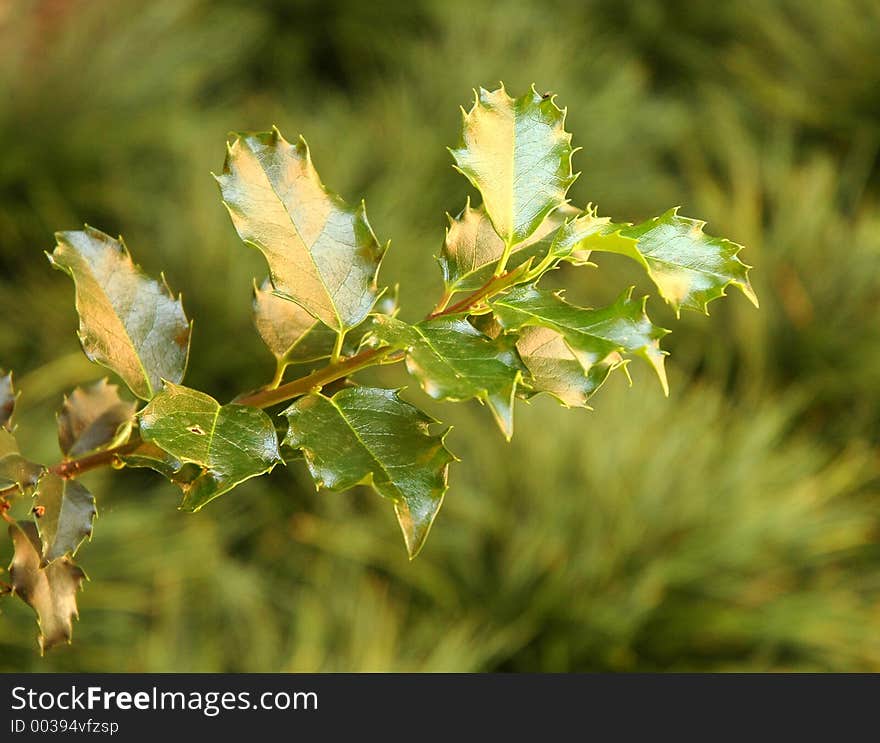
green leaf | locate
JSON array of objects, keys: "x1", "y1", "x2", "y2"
[
  {"x1": 57, "y1": 379, "x2": 137, "y2": 458},
  {"x1": 0, "y1": 369, "x2": 16, "y2": 431},
  {"x1": 585, "y1": 208, "x2": 759, "y2": 316},
  {"x1": 555, "y1": 204, "x2": 640, "y2": 267},
  {"x1": 450, "y1": 84, "x2": 576, "y2": 247},
  {"x1": 439, "y1": 201, "x2": 635, "y2": 299},
  {"x1": 139, "y1": 383, "x2": 281, "y2": 511},
  {"x1": 48, "y1": 227, "x2": 192, "y2": 400},
  {"x1": 0, "y1": 429, "x2": 44, "y2": 496},
  {"x1": 439, "y1": 200, "x2": 575, "y2": 295},
  {"x1": 32, "y1": 472, "x2": 96, "y2": 566},
  {"x1": 0, "y1": 375, "x2": 44, "y2": 495},
  {"x1": 491, "y1": 285, "x2": 670, "y2": 394},
  {"x1": 373, "y1": 315, "x2": 524, "y2": 439},
  {"x1": 283, "y1": 387, "x2": 455, "y2": 558},
  {"x1": 515, "y1": 326, "x2": 622, "y2": 408},
  {"x1": 218, "y1": 128, "x2": 387, "y2": 333},
  {"x1": 253, "y1": 280, "x2": 399, "y2": 370},
  {"x1": 118, "y1": 441, "x2": 195, "y2": 482},
  {"x1": 253, "y1": 278, "x2": 337, "y2": 365},
  {"x1": 7, "y1": 520, "x2": 86, "y2": 653}
]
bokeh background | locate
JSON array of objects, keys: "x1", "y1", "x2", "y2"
[{"x1": 2, "y1": 0, "x2": 880, "y2": 671}]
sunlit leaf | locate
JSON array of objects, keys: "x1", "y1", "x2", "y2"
[
  {"x1": 253, "y1": 279, "x2": 399, "y2": 370},
  {"x1": 139, "y1": 383, "x2": 281, "y2": 511},
  {"x1": 253, "y1": 278, "x2": 335, "y2": 364},
  {"x1": 57, "y1": 379, "x2": 136, "y2": 458},
  {"x1": 218, "y1": 128, "x2": 387, "y2": 333},
  {"x1": 516, "y1": 326, "x2": 622, "y2": 408},
  {"x1": 373, "y1": 315, "x2": 524, "y2": 439},
  {"x1": 48, "y1": 227, "x2": 192, "y2": 400},
  {"x1": 450, "y1": 84, "x2": 576, "y2": 246},
  {"x1": 7, "y1": 520, "x2": 86, "y2": 653},
  {"x1": 283, "y1": 387, "x2": 455, "y2": 558},
  {"x1": 584, "y1": 208, "x2": 759, "y2": 316},
  {"x1": 492, "y1": 285, "x2": 669, "y2": 394},
  {"x1": 438, "y1": 201, "x2": 573, "y2": 295}
]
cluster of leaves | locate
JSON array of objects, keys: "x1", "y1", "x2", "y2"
[{"x1": 0, "y1": 84, "x2": 756, "y2": 652}]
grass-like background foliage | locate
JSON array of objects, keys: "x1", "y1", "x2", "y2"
[{"x1": 1, "y1": 0, "x2": 879, "y2": 671}]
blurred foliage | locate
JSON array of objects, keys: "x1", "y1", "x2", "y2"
[{"x1": 1, "y1": 0, "x2": 879, "y2": 670}]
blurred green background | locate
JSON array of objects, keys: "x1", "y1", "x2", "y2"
[{"x1": 2, "y1": 0, "x2": 880, "y2": 671}]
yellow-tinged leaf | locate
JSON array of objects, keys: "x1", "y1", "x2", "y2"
[
  {"x1": 492, "y1": 285, "x2": 670, "y2": 395},
  {"x1": 8, "y1": 520, "x2": 86, "y2": 653},
  {"x1": 218, "y1": 128, "x2": 387, "y2": 333},
  {"x1": 516, "y1": 326, "x2": 623, "y2": 408},
  {"x1": 57, "y1": 379, "x2": 136, "y2": 458},
  {"x1": 450, "y1": 84, "x2": 577, "y2": 247},
  {"x1": 439, "y1": 200, "x2": 578, "y2": 295},
  {"x1": 48, "y1": 227, "x2": 192, "y2": 400},
  {"x1": 587, "y1": 208, "x2": 759, "y2": 316}
]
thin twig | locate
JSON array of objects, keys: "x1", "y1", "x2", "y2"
[
  {"x1": 235, "y1": 347, "x2": 391, "y2": 408},
  {"x1": 49, "y1": 260, "x2": 528, "y2": 480},
  {"x1": 428, "y1": 263, "x2": 530, "y2": 319},
  {"x1": 49, "y1": 438, "x2": 142, "y2": 479}
]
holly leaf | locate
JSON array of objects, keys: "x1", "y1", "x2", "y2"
[
  {"x1": 253, "y1": 278, "x2": 337, "y2": 365},
  {"x1": 32, "y1": 472, "x2": 96, "y2": 566},
  {"x1": 492, "y1": 285, "x2": 670, "y2": 394},
  {"x1": 373, "y1": 316, "x2": 524, "y2": 439},
  {"x1": 7, "y1": 520, "x2": 86, "y2": 653},
  {"x1": 0, "y1": 429, "x2": 44, "y2": 496},
  {"x1": 139, "y1": 383, "x2": 281, "y2": 511},
  {"x1": 450, "y1": 84, "x2": 576, "y2": 247},
  {"x1": 48, "y1": 227, "x2": 192, "y2": 400},
  {"x1": 0, "y1": 374, "x2": 44, "y2": 495},
  {"x1": 438, "y1": 200, "x2": 575, "y2": 294},
  {"x1": 253, "y1": 280, "x2": 398, "y2": 370},
  {"x1": 57, "y1": 379, "x2": 137, "y2": 458},
  {"x1": 283, "y1": 387, "x2": 455, "y2": 558},
  {"x1": 516, "y1": 326, "x2": 622, "y2": 408},
  {"x1": 1, "y1": 369, "x2": 16, "y2": 431},
  {"x1": 118, "y1": 441, "x2": 203, "y2": 484},
  {"x1": 583, "y1": 208, "x2": 758, "y2": 316},
  {"x1": 554, "y1": 205, "x2": 642, "y2": 268},
  {"x1": 218, "y1": 128, "x2": 387, "y2": 333},
  {"x1": 439, "y1": 200, "x2": 638, "y2": 299}
]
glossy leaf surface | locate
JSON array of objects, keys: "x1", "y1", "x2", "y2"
[
  {"x1": 450, "y1": 85, "x2": 576, "y2": 246},
  {"x1": 283, "y1": 387, "x2": 454, "y2": 558},
  {"x1": 139, "y1": 383, "x2": 280, "y2": 511},
  {"x1": 32, "y1": 473, "x2": 96, "y2": 566},
  {"x1": 48, "y1": 227, "x2": 191, "y2": 400},
  {"x1": 586, "y1": 208, "x2": 758, "y2": 316},
  {"x1": 57, "y1": 379, "x2": 136, "y2": 458},
  {"x1": 218, "y1": 128, "x2": 386, "y2": 332},
  {"x1": 253, "y1": 279, "x2": 398, "y2": 369},
  {"x1": 492, "y1": 285, "x2": 669, "y2": 394},
  {"x1": 515, "y1": 326, "x2": 621, "y2": 408},
  {"x1": 373, "y1": 315, "x2": 523, "y2": 438}
]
